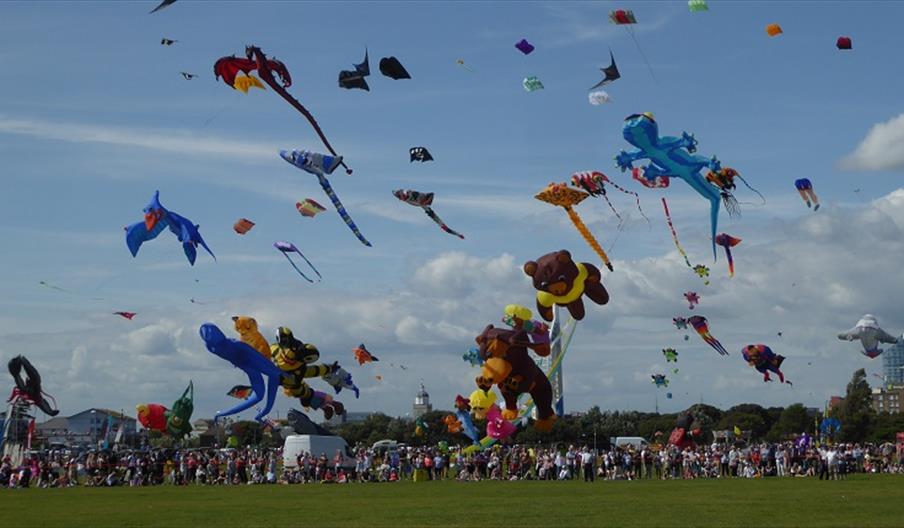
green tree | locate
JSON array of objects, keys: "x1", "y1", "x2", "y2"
[
  {"x1": 767, "y1": 403, "x2": 812, "y2": 441},
  {"x1": 836, "y1": 368, "x2": 874, "y2": 443}
]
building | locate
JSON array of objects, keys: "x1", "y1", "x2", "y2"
[
  {"x1": 412, "y1": 383, "x2": 432, "y2": 419},
  {"x1": 36, "y1": 408, "x2": 138, "y2": 448},
  {"x1": 883, "y1": 339, "x2": 904, "y2": 385},
  {"x1": 871, "y1": 385, "x2": 904, "y2": 414},
  {"x1": 322, "y1": 411, "x2": 374, "y2": 428}
]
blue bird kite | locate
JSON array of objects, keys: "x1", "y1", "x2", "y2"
[{"x1": 125, "y1": 191, "x2": 215, "y2": 265}]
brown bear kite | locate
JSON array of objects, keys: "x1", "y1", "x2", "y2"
[
  {"x1": 523, "y1": 249, "x2": 609, "y2": 321},
  {"x1": 474, "y1": 325, "x2": 556, "y2": 432}
]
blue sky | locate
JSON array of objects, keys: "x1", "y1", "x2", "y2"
[{"x1": 2, "y1": 1, "x2": 904, "y2": 422}]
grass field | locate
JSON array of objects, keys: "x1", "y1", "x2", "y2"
[{"x1": 2, "y1": 476, "x2": 903, "y2": 527}]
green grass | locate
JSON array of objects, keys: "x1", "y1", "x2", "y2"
[{"x1": 3, "y1": 476, "x2": 903, "y2": 527}]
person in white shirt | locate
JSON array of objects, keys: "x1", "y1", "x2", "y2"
[{"x1": 581, "y1": 448, "x2": 594, "y2": 482}]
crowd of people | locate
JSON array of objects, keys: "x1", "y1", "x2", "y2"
[{"x1": 3, "y1": 438, "x2": 902, "y2": 488}]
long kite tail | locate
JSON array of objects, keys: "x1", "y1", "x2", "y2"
[
  {"x1": 709, "y1": 337, "x2": 729, "y2": 356},
  {"x1": 564, "y1": 206, "x2": 613, "y2": 271},
  {"x1": 601, "y1": 193, "x2": 623, "y2": 224},
  {"x1": 316, "y1": 174, "x2": 372, "y2": 247},
  {"x1": 281, "y1": 252, "x2": 314, "y2": 283},
  {"x1": 257, "y1": 62, "x2": 353, "y2": 175},
  {"x1": 294, "y1": 250, "x2": 323, "y2": 281},
  {"x1": 725, "y1": 247, "x2": 735, "y2": 277},
  {"x1": 423, "y1": 207, "x2": 465, "y2": 239},
  {"x1": 662, "y1": 198, "x2": 692, "y2": 269},
  {"x1": 608, "y1": 181, "x2": 650, "y2": 225}
]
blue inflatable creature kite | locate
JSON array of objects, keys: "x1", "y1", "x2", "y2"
[
  {"x1": 200, "y1": 323, "x2": 282, "y2": 423},
  {"x1": 616, "y1": 113, "x2": 723, "y2": 258},
  {"x1": 125, "y1": 191, "x2": 215, "y2": 265}
]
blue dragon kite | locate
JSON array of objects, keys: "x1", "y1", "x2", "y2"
[
  {"x1": 615, "y1": 113, "x2": 723, "y2": 259},
  {"x1": 125, "y1": 191, "x2": 215, "y2": 265},
  {"x1": 200, "y1": 323, "x2": 282, "y2": 423}
]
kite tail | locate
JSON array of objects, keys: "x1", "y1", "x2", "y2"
[
  {"x1": 661, "y1": 198, "x2": 692, "y2": 269},
  {"x1": 294, "y1": 250, "x2": 323, "y2": 281},
  {"x1": 736, "y1": 174, "x2": 766, "y2": 205},
  {"x1": 423, "y1": 207, "x2": 465, "y2": 240},
  {"x1": 316, "y1": 175, "x2": 372, "y2": 247},
  {"x1": 265, "y1": 77, "x2": 353, "y2": 175},
  {"x1": 725, "y1": 247, "x2": 735, "y2": 278},
  {"x1": 601, "y1": 194, "x2": 623, "y2": 223},
  {"x1": 564, "y1": 206, "x2": 613, "y2": 271},
  {"x1": 609, "y1": 181, "x2": 650, "y2": 225},
  {"x1": 281, "y1": 252, "x2": 314, "y2": 283}
]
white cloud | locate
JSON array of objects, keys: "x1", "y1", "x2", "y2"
[
  {"x1": 0, "y1": 116, "x2": 278, "y2": 162},
  {"x1": 839, "y1": 113, "x2": 904, "y2": 171}
]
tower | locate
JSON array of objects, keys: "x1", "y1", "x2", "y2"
[
  {"x1": 412, "y1": 382, "x2": 432, "y2": 418},
  {"x1": 882, "y1": 338, "x2": 904, "y2": 385}
]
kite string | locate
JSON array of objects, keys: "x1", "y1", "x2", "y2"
[
  {"x1": 608, "y1": 181, "x2": 651, "y2": 226},
  {"x1": 661, "y1": 198, "x2": 692, "y2": 269},
  {"x1": 564, "y1": 206, "x2": 613, "y2": 272},
  {"x1": 627, "y1": 27, "x2": 658, "y2": 83}
]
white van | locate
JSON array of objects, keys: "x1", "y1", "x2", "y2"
[
  {"x1": 371, "y1": 439, "x2": 399, "y2": 455},
  {"x1": 282, "y1": 435, "x2": 356, "y2": 470},
  {"x1": 611, "y1": 436, "x2": 649, "y2": 449}
]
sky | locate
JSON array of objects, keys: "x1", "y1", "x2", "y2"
[{"x1": 2, "y1": 1, "x2": 904, "y2": 423}]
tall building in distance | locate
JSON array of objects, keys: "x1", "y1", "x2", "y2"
[
  {"x1": 882, "y1": 338, "x2": 904, "y2": 385},
  {"x1": 412, "y1": 383, "x2": 432, "y2": 418}
]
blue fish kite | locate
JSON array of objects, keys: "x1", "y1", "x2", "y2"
[
  {"x1": 280, "y1": 149, "x2": 372, "y2": 247},
  {"x1": 616, "y1": 113, "x2": 723, "y2": 258},
  {"x1": 125, "y1": 191, "x2": 215, "y2": 265}
]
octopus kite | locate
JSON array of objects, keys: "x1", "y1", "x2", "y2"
[
  {"x1": 392, "y1": 189, "x2": 464, "y2": 239},
  {"x1": 688, "y1": 315, "x2": 728, "y2": 356},
  {"x1": 616, "y1": 113, "x2": 724, "y2": 259},
  {"x1": 199, "y1": 323, "x2": 282, "y2": 423},
  {"x1": 214, "y1": 46, "x2": 353, "y2": 174},
  {"x1": 715, "y1": 234, "x2": 741, "y2": 277},
  {"x1": 742, "y1": 344, "x2": 790, "y2": 385},
  {"x1": 280, "y1": 149, "x2": 371, "y2": 246}
]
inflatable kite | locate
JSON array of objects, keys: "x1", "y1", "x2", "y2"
[
  {"x1": 409, "y1": 147, "x2": 434, "y2": 162},
  {"x1": 694, "y1": 265, "x2": 711, "y2": 285},
  {"x1": 214, "y1": 45, "x2": 353, "y2": 174},
  {"x1": 392, "y1": 189, "x2": 464, "y2": 239},
  {"x1": 166, "y1": 381, "x2": 194, "y2": 438},
  {"x1": 232, "y1": 316, "x2": 271, "y2": 358},
  {"x1": 485, "y1": 404, "x2": 516, "y2": 440},
  {"x1": 469, "y1": 389, "x2": 497, "y2": 421},
  {"x1": 523, "y1": 76, "x2": 544, "y2": 92},
  {"x1": 766, "y1": 23, "x2": 783, "y2": 37},
  {"x1": 742, "y1": 344, "x2": 790, "y2": 384},
  {"x1": 838, "y1": 314, "x2": 899, "y2": 359},
  {"x1": 571, "y1": 171, "x2": 648, "y2": 226},
  {"x1": 715, "y1": 233, "x2": 741, "y2": 277},
  {"x1": 524, "y1": 250, "x2": 610, "y2": 321},
  {"x1": 589, "y1": 50, "x2": 620, "y2": 90},
  {"x1": 114, "y1": 311, "x2": 137, "y2": 320},
  {"x1": 837, "y1": 36, "x2": 852, "y2": 50},
  {"x1": 270, "y1": 326, "x2": 353, "y2": 417},
  {"x1": 274, "y1": 241, "x2": 322, "y2": 283},
  {"x1": 353, "y1": 344, "x2": 378, "y2": 365},
  {"x1": 673, "y1": 317, "x2": 688, "y2": 330},
  {"x1": 502, "y1": 304, "x2": 550, "y2": 356},
  {"x1": 669, "y1": 412, "x2": 702, "y2": 450},
  {"x1": 663, "y1": 348, "x2": 678, "y2": 362},
  {"x1": 287, "y1": 408, "x2": 333, "y2": 436},
  {"x1": 794, "y1": 178, "x2": 820, "y2": 211},
  {"x1": 125, "y1": 191, "x2": 215, "y2": 266},
  {"x1": 453, "y1": 395, "x2": 479, "y2": 443},
  {"x1": 463, "y1": 347, "x2": 483, "y2": 367},
  {"x1": 688, "y1": 0, "x2": 708, "y2": 12},
  {"x1": 588, "y1": 91, "x2": 612, "y2": 106},
  {"x1": 684, "y1": 291, "x2": 699, "y2": 310},
  {"x1": 616, "y1": 113, "x2": 724, "y2": 259},
  {"x1": 233, "y1": 218, "x2": 255, "y2": 234},
  {"x1": 474, "y1": 325, "x2": 556, "y2": 431},
  {"x1": 651, "y1": 374, "x2": 669, "y2": 388},
  {"x1": 233, "y1": 75, "x2": 265, "y2": 94},
  {"x1": 535, "y1": 184, "x2": 614, "y2": 272},
  {"x1": 226, "y1": 385, "x2": 253, "y2": 399},
  {"x1": 515, "y1": 39, "x2": 535, "y2": 55},
  {"x1": 136, "y1": 403, "x2": 168, "y2": 433},
  {"x1": 338, "y1": 49, "x2": 370, "y2": 91},
  {"x1": 296, "y1": 198, "x2": 326, "y2": 218},
  {"x1": 7, "y1": 356, "x2": 59, "y2": 416},
  {"x1": 379, "y1": 57, "x2": 410, "y2": 79},
  {"x1": 688, "y1": 315, "x2": 728, "y2": 356},
  {"x1": 200, "y1": 323, "x2": 283, "y2": 422},
  {"x1": 414, "y1": 417, "x2": 428, "y2": 437},
  {"x1": 280, "y1": 149, "x2": 371, "y2": 246}
]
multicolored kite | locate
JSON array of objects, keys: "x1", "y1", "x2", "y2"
[
  {"x1": 393, "y1": 189, "x2": 464, "y2": 239},
  {"x1": 688, "y1": 315, "x2": 728, "y2": 356}
]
